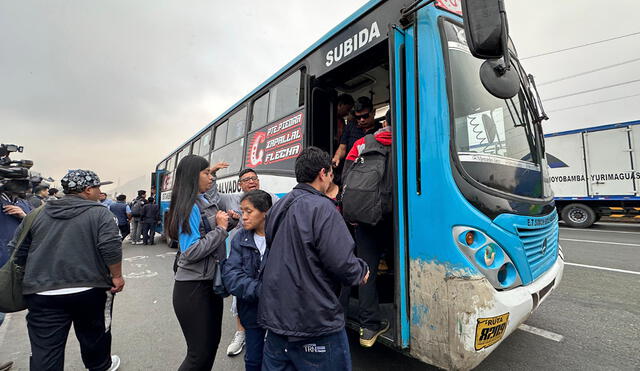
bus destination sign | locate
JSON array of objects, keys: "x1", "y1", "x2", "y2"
[{"x1": 246, "y1": 111, "x2": 304, "y2": 170}]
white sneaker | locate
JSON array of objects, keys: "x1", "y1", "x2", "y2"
[
  {"x1": 226, "y1": 331, "x2": 245, "y2": 356},
  {"x1": 108, "y1": 355, "x2": 120, "y2": 371}
]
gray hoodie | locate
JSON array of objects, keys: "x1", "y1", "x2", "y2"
[{"x1": 12, "y1": 195, "x2": 122, "y2": 295}]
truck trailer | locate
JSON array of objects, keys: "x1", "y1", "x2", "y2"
[{"x1": 545, "y1": 120, "x2": 640, "y2": 228}]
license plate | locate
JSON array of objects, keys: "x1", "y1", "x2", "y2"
[{"x1": 475, "y1": 313, "x2": 510, "y2": 351}]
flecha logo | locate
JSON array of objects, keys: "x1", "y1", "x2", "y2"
[{"x1": 303, "y1": 344, "x2": 326, "y2": 353}]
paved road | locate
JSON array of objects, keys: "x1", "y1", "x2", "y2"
[{"x1": 1, "y1": 223, "x2": 638, "y2": 370}]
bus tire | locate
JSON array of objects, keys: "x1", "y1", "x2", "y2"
[{"x1": 561, "y1": 203, "x2": 596, "y2": 228}]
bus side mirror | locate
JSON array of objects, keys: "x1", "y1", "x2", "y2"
[
  {"x1": 461, "y1": 0, "x2": 505, "y2": 59},
  {"x1": 462, "y1": 0, "x2": 520, "y2": 99}
]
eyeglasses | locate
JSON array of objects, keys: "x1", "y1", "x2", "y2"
[
  {"x1": 239, "y1": 176, "x2": 259, "y2": 183},
  {"x1": 354, "y1": 112, "x2": 371, "y2": 120}
]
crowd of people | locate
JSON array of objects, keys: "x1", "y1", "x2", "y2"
[{"x1": 0, "y1": 94, "x2": 395, "y2": 371}]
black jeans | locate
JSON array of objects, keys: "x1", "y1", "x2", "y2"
[
  {"x1": 25, "y1": 288, "x2": 114, "y2": 371},
  {"x1": 118, "y1": 223, "x2": 130, "y2": 241},
  {"x1": 141, "y1": 223, "x2": 155, "y2": 245},
  {"x1": 355, "y1": 219, "x2": 393, "y2": 329},
  {"x1": 173, "y1": 280, "x2": 223, "y2": 371}
]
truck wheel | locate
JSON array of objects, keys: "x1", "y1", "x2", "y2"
[{"x1": 561, "y1": 203, "x2": 596, "y2": 228}]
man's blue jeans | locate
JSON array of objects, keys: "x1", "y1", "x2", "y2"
[
  {"x1": 244, "y1": 327, "x2": 266, "y2": 371},
  {"x1": 262, "y1": 328, "x2": 351, "y2": 371},
  {"x1": 0, "y1": 312, "x2": 5, "y2": 326}
]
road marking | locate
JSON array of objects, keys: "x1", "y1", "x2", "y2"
[
  {"x1": 124, "y1": 255, "x2": 149, "y2": 262},
  {"x1": 559, "y1": 238, "x2": 640, "y2": 247},
  {"x1": 518, "y1": 324, "x2": 564, "y2": 342},
  {"x1": 124, "y1": 270, "x2": 159, "y2": 279},
  {"x1": 565, "y1": 262, "x2": 640, "y2": 275},
  {"x1": 0, "y1": 312, "x2": 11, "y2": 346},
  {"x1": 560, "y1": 227, "x2": 640, "y2": 235}
]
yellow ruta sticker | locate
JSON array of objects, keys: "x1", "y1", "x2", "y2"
[{"x1": 474, "y1": 313, "x2": 510, "y2": 351}]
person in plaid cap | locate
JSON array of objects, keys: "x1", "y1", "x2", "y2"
[{"x1": 10, "y1": 169, "x2": 123, "y2": 371}]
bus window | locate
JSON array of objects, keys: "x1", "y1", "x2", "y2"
[
  {"x1": 192, "y1": 138, "x2": 201, "y2": 156},
  {"x1": 251, "y1": 93, "x2": 269, "y2": 131},
  {"x1": 176, "y1": 146, "x2": 188, "y2": 166},
  {"x1": 199, "y1": 130, "x2": 212, "y2": 156},
  {"x1": 210, "y1": 138, "x2": 244, "y2": 178},
  {"x1": 227, "y1": 107, "x2": 247, "y2": 142},
  {"x1": 268, "y1": 70, "x2": 303, "y2": 122},
  {"x1": 167, "y1": 155, "x2": 176, "y2": 172},
  {"x1": 214, "y1": 121, "x2": 228, "y2": 149}
]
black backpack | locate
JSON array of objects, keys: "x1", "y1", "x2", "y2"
[
  {"x1": 130, "y1": 198, "x2": 144, "y2": 217},
  {"x1": 342, "y1": 134, "x2": 393, "y2": 226}
]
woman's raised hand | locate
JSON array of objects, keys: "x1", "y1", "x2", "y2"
[
  {"x1": 215, "y1": 210, "x2": 229, "y2": 229},
  {"x1": 210, "y1": 162, "x2": 230, "y2": 174}
]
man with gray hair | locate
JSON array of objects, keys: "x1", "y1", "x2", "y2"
[{"x1": 11, "y1": 169, "x2": 124, "y2": 371}]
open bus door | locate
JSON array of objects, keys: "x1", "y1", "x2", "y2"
[{"x1": 389, "y1": 23, "x2": 413, "y2": 350}]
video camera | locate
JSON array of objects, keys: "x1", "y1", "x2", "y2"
[{"x1": 0, "y1": 144, "x2": 34, "y2": 193}]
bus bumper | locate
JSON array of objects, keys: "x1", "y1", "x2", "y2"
[{"x1": 408, "y1": 254, "x2": 564, "y2": 370}]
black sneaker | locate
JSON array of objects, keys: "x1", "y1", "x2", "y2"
[{"x1": 359, "y1": 320, "x2": 390, "y2": 347}]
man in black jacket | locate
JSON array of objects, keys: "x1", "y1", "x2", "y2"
[
  {"x1": 140, "y1": 196, "x2": 160, "y2": 245},
  {"x1": 11, "y1": 169, "x2": 123, "y2": 371},
  {"x1": 258, "y1": 147, "x2": 369, "y2": 371}
]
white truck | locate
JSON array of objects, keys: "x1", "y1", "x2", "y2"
[{"x1": 545, "y1": 120, "x2": 640, "y2": 228}]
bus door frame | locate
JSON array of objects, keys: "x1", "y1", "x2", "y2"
[{"x1": 390, "y1": 23, "x2": 417, "y2": 350}]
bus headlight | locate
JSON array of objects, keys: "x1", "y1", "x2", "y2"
[{"x1": 453, "y1": 227, "x2": 522, "y2": 290}]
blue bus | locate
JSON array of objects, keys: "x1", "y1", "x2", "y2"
[{"x1": 152, "y1": 1, "x2": 563, "y2": 368}]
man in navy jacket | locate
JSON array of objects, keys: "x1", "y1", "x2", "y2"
[{"x1": 258, "y1": 147, "x2": 369, "y2": 371}]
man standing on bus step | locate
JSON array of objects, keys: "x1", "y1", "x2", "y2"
[
  {"x1": 207, "y1": 165, "x2": 279, "y2": 357},
  {"x1": 109, "y1": 194, "x2": 132, "y2": 241},
  {"x1": 331, "y1": 96, "x2": 381, "y2": 169},
  {"x1": 343, "y1": 109, "x2": 393, "y2": 347},
  {"x1": 129, "y1": 190, "x2": 146, "y2": 245},
  {"x1": 10, "y1": 169, "x2": 124, "y2": 371},
  {"x1": 259, "y1": 147, "x2": 369, "y2": 370}
]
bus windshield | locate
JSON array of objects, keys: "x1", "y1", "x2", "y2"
[{"x1": 443, "y1": 20, "x2": 543, "y2": 199}]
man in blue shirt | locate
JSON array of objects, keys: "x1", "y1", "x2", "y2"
[
  {"x1": 100, "y1": 192, "x2": 115, "y2": 208},
  {"x1": 109, "y1": 194, "x2": 132, "y2": 241}
]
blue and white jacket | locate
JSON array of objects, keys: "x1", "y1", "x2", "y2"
[{"x1": 174, "y1": 193, "x2": 236, "y2": 281}]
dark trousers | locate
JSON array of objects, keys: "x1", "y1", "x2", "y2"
[
  {"x1": 355, "y1": 220, "x2": 393, "y2": 329},
  {"x1": 25, "y1": 288, "x2": 114, "y2": 371},
  {"x1": 244, "y1": 327, "x2": 266, "y2": 371},
  {"x1": 173, "y1": 280, "x2": 223, "y2": 371},
  {"x1": 262, "y1": 329, "x2": 351, "y2": 371},
  {"x1": 118, "y1": 223, "x2": 130, "y2": 241},
  {"x1": 141, "y1": 223, "x2": 155, "y2": 245}
]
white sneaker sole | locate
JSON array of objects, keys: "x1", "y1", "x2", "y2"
[{"x1": 226, "y1": 343, "x2": 244, "y2": 356}]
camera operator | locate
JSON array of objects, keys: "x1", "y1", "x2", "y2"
[{"x1": 0, "y1": 144, "x2": 34, "y2": 269}]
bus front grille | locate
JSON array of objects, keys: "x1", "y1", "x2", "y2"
[{"x1": 516, "y1": 213, "x2": 559, "y2": 280}]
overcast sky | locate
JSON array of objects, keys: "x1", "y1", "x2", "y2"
[{"x1": 1, "y1": 0, "x2": 638, "y2": 194}]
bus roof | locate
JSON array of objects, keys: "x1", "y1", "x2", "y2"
[{"x1": 159, "y1": 0, "x2": 383, "y2": 165}]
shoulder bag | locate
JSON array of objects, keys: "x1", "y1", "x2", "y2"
[{"x1": 0, "y1": 206, "x2": 44, "y2": 312}]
